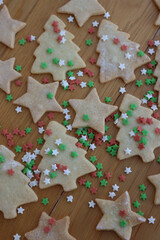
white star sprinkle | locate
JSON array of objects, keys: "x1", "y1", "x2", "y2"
[
  {"x1": 65, "y1": 114, "x2": 71, "y2": 120},
  {"x1": 154, "y1": 40, "x2": 160, "y2": 47},
  {"x1": 63, "y1": 108, "x2": 70, "y2": 115},
  {"x1": 124, "y1": 147, "x2": 132, "y2": 155},
  {"x1": 92, "y1": 20, "x2": 99, "y2": 27},
  {"x1": 43, "y1": 178, "x2": 50, "y2": 185},
  {"x1": 88, "y1": 200, "x2": 96, "y2": 208},
  {"x1": 148, "y1": 48, "x2": 155, "y2": 55},
  {"x1": 15, "y1": 106, "x2": 22, "y2": 113},
  {"x1": 104, "y1": 12, "x2": 110, "y2": 19},
  {"x1": 60, "y1": 30, "x2": 66, "y2": 36},
  {"x1": 61, "y1": 80, "x2": 69, "y2": 88},
  {"x1": 146, "y1": 94, "x2": 152, "y2": 100},
  {"x1": 119, "y1": 87, "x2": 126, "y2": 94},
  {"x1": 141, "y1": 98, "x2": 148, "y2": 104},
  {"x1": 102, "y1": 135, "x2": 108, "y2": 142},
  {"x1": 59, "y1": 59, "x2": 65, "y2": 66},
  {"x1": 101, "y1": 35, "x2": 108, "y2": 41},
  {"x1": 77, "y1": 70, "x2": 83, "y2": 77},
  {"x1": 31, "y1": 35, "x2": 36, "y2": 41},
  {"x1": 125, "y1": 52, "x2": 132, "y2": 59},
  {"x1": 55, "y1": 139, "x2": 62, "y2": 146},
  {"x1": 119, "y1": 63, "x2": 125, "y2": 70},
  {"x1": 43, "y1": 169, "x2": 50, "y2": 176},
  {"x1": 67, "y1": 195, "x2": 73, "y2": 202},
  {"x1": 60, "y1": 37, "x2": 66, "y2": 44},
  {"x1": 89, "y1": 143, "x2": 96, "y2": 151},
  {"x1": 0, "y1": 0, "x2": 3, "y2": 5},
  {"x1": 80, "y1": 82, "x2": 87, "y2": 88},
  {"x1": 129, "y1": 130, "x2": 135, "y2": 137},
  {"x1": 66, "y1": 124, "x2": 72, "y2": 131},
  {"x1": 52, "y1": 149, "x2": 59, "y2": 156},
  {"x1": 148, "y1": 216, "x2": 155, "y2": 224},
  {"x1": 52, "y1": 164, "x2": 57, "y2": 171},
  {"x1": 38, "y1": 127, "x2": 44, "y2": 134},
  {"x1": 141, "y1": 68, "x2": 147, "y2": 75},
  {"x1": 112, "y1": 184, "x2": 119, "y2": 192},
  {"x1": 108, "y1": 192, "x2": 116, "y2": 199},
  {"x1": 121, "y1": 113, "x2": 128, "y2": 119},
  {"x1": 124, "y1": 167, "x2": 132, "y2": 174},
  {"x1": 34, "y1": 148, "x2": 40, "y2": 155},
  {"x1": 17, "y1": 206, "x2": 24, "y2": 214},
  {"x1": 151, "y1": 104, "x2": 158, "y2": 111},
  {"x1": 68, "y1": 16, "x2": 74, "y2": 22},
  {"x1": 13, "y1": 234, "x2": 21, "y2": 240},
  {"x1": 64, "y1": 168, "x2": 71, "y2": 175}
]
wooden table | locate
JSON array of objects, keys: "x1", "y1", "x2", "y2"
[{"x1": 0, "y1": 0, "x2": 160, "y2": 239}]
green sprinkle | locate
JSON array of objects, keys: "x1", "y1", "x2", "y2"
[
  {"x1": 15, "y1": 145, "x2": 22, "y2": 153},
  {"x1": 47, "y1": 92, "x2": 54, "y2": 99},
  {"x1": 25, "y1": 127, "x2": 32, "y2": 134},
  {"x1": 37, "y1": 137, "x2": 44, "y2": 145},
  {"x1": 49, "y1": 172, "x2": 57, "y2": 179},
  {"x1": 15, "y1": 65, "x2": 22, "y2": 72},
  {"x1": 105, "y1": 125, "x2": 109, "y2": 132},
  {"x1": 130, "y1": 103, "x2": 137, "y2": 110},
  {"x1": 67, "y1": 71, "x2": 74, "y2": 77},
  {"x1": 122, "y1": 119, "x2": 129, "y2": 125},
  {"x1": 96, "y1": 171, "x2": 103, "y2": 178},
  {"x1": 71, "y1": 151, "x2": 78, "y2": 158},
  {"x1": 62, "y1": 120, "x2": 69, "y2": 126},
  {"x1": 6, "y1": 94, "x2": 13, "y2": 102},
  {"x1": 105, "y1": 97, "x2": 111, "y2": 103},
  {"x1": 114, "y1": 113, "x2": 120, "y2": 120},
  {"x1": 46, "y1": 48, "x2": 53, "y2": 54},
  {"x1": 0, "y1": 154, "x2": 5, "y2": 163},
  {"x1": 59, "y1": 144, "x2": 66, "y2": 151},
  {"x1": 139, "y1": 184, "x2": 146, "y2": 192},
  {"x1": 142, "y1": 129, "x2": 148, "y2": 136},
  {"x1": 140, "y1": 193, "x2": 147, "y2": 201},
  {"x1": 133, "y1": 200, "x2": 140, "y2": 208},
  {"x1": 139, "y1": 137, "x2": 147, "y2": 145},
  {"x1": 137, "y1": 51, "x2": 144, "y2": 57},
  {"x1": 19, "y1": 38, "x2": 26, "y2": 45},
  {"x1": 100, "y1": 179, "x2": 108, "y2": 186},
  {"x1": 136, "y1": 80, "x2": 143, "y2": 87},
  {"x1": 96, "y1": 163, "x2": 103, "y2": 170},
  {"x1": 68, "y1": 60, "x2": 74, "y2": 67},
  {"x1": 41, "y1": 62, "x2": 48, "y2": 69},
  {"x1": 75, "y1": 129, "x2": 82, "y2": 136},
  {"x1": 62, "y1": 101, "x2": 69, "y2": 107},
  {"x1": 146, "y1": 69, "x2": 153, "y2": 76},
  {"x1": 120, "y1": 220, "x2": 127, "y2": 227},
  {"x1": 137, "y1": 211, "x2": 144, "y2": 216},
  {"x1": 157, "y1": 156, "x2": 160, "y2": 163},
  {"x1": 41, "y1": 198, "x2": 49, "y2": 206},
  {"x1": 85, "y1": 180, "x2": 92, "y2": 188},
  {"x1": 88, "y1": 132, "x2": 95, "y2": 139},
  {"x1": 150, "y1": 60, "x2": 157, "y2": 67},
  {"x1": 86, "y1": 39, "x2": 93, "y2": 46},
  {"x1": 127, "y1": 110, "x2": 133, "y2": 117},
  {"x1": 53, "y1": 57, "x2": 59, "y2": 64},
  {"x1": 90, "y1": 156, "x2": 97, "y2": 163},
  {"x1": 83, "y1": 114, "x2": 90, "y2": 121},
  {"x1": 87, "y1": 81, "x2": 94, "y2": 87}
]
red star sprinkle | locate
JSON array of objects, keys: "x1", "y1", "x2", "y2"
[
  {"x1": 52, "y1": 21, "x2": 58, "y2": 27},
  {"x1": 137, "y1": 126, "x2": 143, "y2": 133},
  {"x1": 68, "y1": 85, "x2": 75, "y2": 91},
  {"x1": 119, "y1": 210, "x2": 127, "y2": 217},
  {"x1": 147, "y1": 63, "x2": 153, "y2": 69},
  {"x1": 147, "y1": 100, "x2": 154, "y2": 107},
  {"x1": 109, "y1": 138, "x2": 117, "y2": 145},
  {"x1": 155, "y1": 127, "x2": 160, "y2": 134},
  {"x1": 27, "y1": 142, "x2": 34, "y2": 149},
  {"x1": 48, "y1": 218, "x2": 56, "y2": 225},
  {"x1": 26, "y1": 35, "x2": 31, "y2": 42},
  {"x1": 19, "y1": 130, "x2": 26, "y2": 137},
  {"x1": 137, "y1": 117, "x2": 146, "y2": 124},
  {"x1": 37, "y1": 120, "x2": 45, "y2": 127},
  {"x1": 7, "y1": 139, "x2": 14, "y2": 147},
  {"x1": 56, "y1": 163, "x2": 61, "y2": 169},
  {"x1": 75, "y1": 78, "x2": 81, "y2": 85},
  {"x1": 121, "y1": 44, "x2": 128, "y2": 51},
  {"x1": 88, "y1": 27, "x2": 95, "y2": 34},
  {"x1": 60, "y1": 165, "x2": 67, "y2": 171},
  {"x1": 153, "y1": 112, "x2": 159, "y2": 119},
  {"x1": 95, "y1": 139, "x2": 102, "y2": 146},
  {"x1": 57, "y1": 35, "x2": 63, "y2": 42},
  {"x1": 15, "y1": 80, "x2": 22, "y2": 86},
  {"x1": 134, "y1": 134, "x2": 141, "y2": 142},
  {"x1": 78, "y1": 177, "x2": 86, "y2": 185},
  {"x1": 6, "y1": 133, "x2": 13, "y2": 140},
  {"x1": 89, "y1": 57, "x2": 96, "y2": 64},
  {"x1": 104, "y1": 171, "x2": 111, "y2": 180},
  {"x1": 42, "y1": 78, "x2": 49, "y2": 84},
  {"x1": 32, "y1": 165, "x2": 38, "y2": 171},
  {"x1": 153, "y1": 92, "x2": 158, "y2": 97},
  {"x1": 13, "y1": 128, "x2": 19, "y2": 135},
  {"x1": 148, "y1": 40, "x2": 154, "y2": 47},
  {"x1": 8, "y1": 169, "x2": 15, "y2": 176},
  {"x1": 44, "y1": 225, "x2": 51, "y2": 234},
  {"x1": 76, "y1": 142, "x2": 83, "y2": 148},
  {"x1": 90, "y1": 187, "x2": 97, "y2": 194},
  {"x1": 68, "y1": 79, "x2": 75, "y2": 85},
  {"x1": 1, "y1": 129, "x2": 9, "y2": 136},
  {"x1": 90, "y1": 171, "x2": 97, "y2": 178},
  {"x1": 54, "y1": 26, "x2": 60, "y2": 33},
  {"x1": 48, "y1": 112, "x2": 55, "y2": 119},
  {"x1": 146, "y1": 118, "x2": 153, "y2": 125},
  {"x1": 138, "y1": 143, "x2": 145, "y2": 150},
  {"x1": 22, "y1": 144, "x2": 29, "y2": 152},
  {"x1": 113, "y1": 38, "x2": 120, "y2": 45},
  {"x1": 45, "y1": 129, "x2": 52, "y2": 136},
  {"x1": 35, "y1": 174, "x2": 40, "y2": 181},
  {"x1": 119, "y1": 174, "x2": 126, "y2": 182}
]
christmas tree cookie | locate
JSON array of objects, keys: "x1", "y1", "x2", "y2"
[
  {"x1": 38, "y1": 121, "x2": 96, "y2": 191},
  {"x1": 58, "y1": 0, "x2": 105, "y2": 27},
  {"x1": 116, "y1": 94, "x2": 160, "y2": 163},
  {"x1": 25, "y1": 212, "x2": 76, "y2": 240},
  {"x1": 14, "y1": 77, "x2": 62, "y2": 123},
  {"x1": 96, "y1": 191, "x2": 146, "y2": 240},
  {"x1": 97, "y1": 20, "x2": 150, "y2": 84},
  {"x1": 148, "y1": 174, "x2": 160, "y2": 205},
  {"x1": 154, "y1": 46, "x2": 160, "y2": 107},
  {"x1": 153, "y1": 0, "x2": 160, "y2": 25},
  {"x1": 69, "y1": 88, "x2": 118, "y2": 134},
  {"x1": 31, "y1": 15, "x2": 86, "y2": 81},
  {"x1": 0, "y1": 5, "x2": 26, "y2": 48},
  {"x1": 0, "y1": 145, "x2": 38, "y2": 219}
]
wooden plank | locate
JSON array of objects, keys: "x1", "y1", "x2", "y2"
[{"x1": 0, "y1": 0, "x2": 159, "y2": 240}]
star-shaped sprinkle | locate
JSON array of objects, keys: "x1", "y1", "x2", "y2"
[
  {"x1": 67, "y1": 16, "x2": 74, "y2": 22},
  {"x1": 41, "y1": 198, "x2": 49, "y2": 205},
  {"x1": 125, "y1": 52, "x2": 132, "y2": 59},
  {"x1": 148, "y1": 48, "x2": 155, "y2": 55},
  {"x1": 58, "y1": 0, "x2": 105, "y2": 27},
  {"x1": 119, "y1": 63, "x2": 126, "y2": 70},
  {"x1": 112, "y1": 184, "x2": 119, "y2": 192},
  {"x1": 148, "y1": 216, "x2": 155, "y2": 224},
  {"x1": 104, "y1": 11, "x2": 110, "y2": 19},
  {"x1": 101, "y1": 35, "x2": 108, "y2": 41},
  {"x1": 0, "y1": 5, "x2": 26, "y2": 48},
  {"x1": 13, "y1": 233, "x2": 21, "y2": 240},
  {"x1": 67, "y1": 195, "x2": 73, "y2": 202},
  {"x1": 124, "y1": 147, "x2": 132, "y2": 155},
  {"x1": 108, "y1": 192, "x2": 116, "y2": 199},
  {"x1": 96, "y1": 191, "x2": 146, "y2": 240},
  {"x1": 141, "y1": 68, "x2": 147, "y2": 75},
  {"x1": 17, "y1": 206, "x2": 24, "y2": 214},
  {"x1": 69, "y1": 88, "x2": 117, "y2": 134},
  {"x1": 14, "y1": 77, "x2": 62, "y2": 123},
  {"x1": 124, "y1": 167, "x2": 132, "y2": 174},
  {"x1": 0, "y1": 0, "x2": 3, "y2": 5},
  {"x1": 92, "y1": 20, "x2": 99, "y2": 27},
  {"x1": 15, "y1": 106, "x2": 22, "y2": 113},
  {"x1": 119, "y1": 87, "x2": 126, "y2": 94},
  {"x1": 0, "y1": 58, "x2": 21, "y2": 94},
  {"x1": 89, "y1": 200, "x2": 96, "y2": 208}
]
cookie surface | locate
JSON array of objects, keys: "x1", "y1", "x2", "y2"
[
  {"x1": 154, "y1": 46, "x2": 160, "y2": 106},
  {"x1": 31, "y1": 15, "x2": 86, "y2": 81},
  {"x1": 97, "y1": 20, "x2": 150, "y2": 84},
  {"x1": 58, "y1": 0, "x2": 105, "y2": 27},
  {"x1": 148, "y1": 174, "x2": 160, "y2": 205},
  {"x1": 38, "y1": 121, "x2": 96, "y2": 191}
]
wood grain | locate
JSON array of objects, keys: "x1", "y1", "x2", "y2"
[{"x1": 0, "y1": 0, "x2": 160, "y2": 239}]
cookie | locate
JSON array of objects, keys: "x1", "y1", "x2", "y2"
[
  {"x1": 96, "y1": 191, "x2": 146, "y2": 240},
  {"x1": 148, "y1": 173, "x2": 160, "y2": 205},
  {"x1": 0, "y1": 57, "x2": 21, "y2": 94},
  {"x1": 153, "y1": 0, "x2": 160, "y2": 25},
  {"x1": 0, "y1": 5, "x2": 26, "y2": 48},
  {"x1": 97, "y1": 20, "x2": 150, "y2": 84},
  {"x1": 116, "y1": 94, "x2": 160, "y2": 163},
  {"x1": 58, "y1": 0, "x2": 105, "y2": 27},
  {"x1": 38, "y1": 121, "x2": 96, "y2": 191},
  {"x1": 14, "y1": 76, "x2": 62, "y2": 123},
  {"x1": 31, "y1": 15, "x2": 86, "y2": 81},
  {"x1": 69, "y1": 88, "x2": 118, "y2": 134},
  {"x1": 25, "y1": 212, "x2": 76, "y2": 240},
  {"x1": 0, "y1": 145, "x2": 38, "y2": 219},
  {"x1": 154, "y1": 46, "x2": 160, "y2": 107}
]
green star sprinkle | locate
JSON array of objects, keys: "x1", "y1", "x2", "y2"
[
  {"x1": 48, "y1": 149, "x2": 53, "y2": 156},
  {"x1": 62, "y1": 101, "x2": 69, "y2": 107},
  {"x1": 59, "y1": 144, "x2": 66, "y2": 151},
  {"x1": 41, "y1": 62, "x2": 48, "y2": 69},
  {"x1": 0, "y1": 154, "x2": 4, "y2": 163},
  {"x1": 83, "y1": 114, "x2": 90, "y2": 121},
  {"x1": 47, "y1": 92, "x2": 54, "y2": 99},
  {"x1": 62, "y1": 120, "x2": 69, "y2": 126},
  {"x1": 105, "y1": 97, "x2": 111, "y2": 103},
  {"x1": 15, "y1": 145, "x2": 22, "y2": 153},
  {"x1": 15, "y1": 65, "x2": 22, "y2": 72},
  {"x1": 6, "y1": 94, "x2": 13, "y2": 102},
  {"x1": 71, "y1": 151, "x2": 78, "y2": 158},
  {"x1": 120, "y1": 220, "x2": 127, "y2": 228},
  {"x1": 25, "y1": 127, "x2": 32, "y2": 134},
  {"x1": 68, "y1": 60, "x2": 74, "y2": 67},
  {"x1": 139, "y1": 184, "x2": 146, "y2": 192},
  {"x1": 142, "y1": 129, "x2": 148, "y2": 136},
  {"x1": 114, "y1": 113, "x2": 120, "y2": 120},
  {"x1": 88, "y1": 132, "x2": 95, "y2": 139},
  {"x1": 96, "y1": 171, "x2": 103, "y2": 178},
  {"x1": 75, "y1": 129, "x2": 82, "y2": 136},
  {"x1": 133, "y1": 201, "x2": 140, "y2": 208},
  {"x1": 37, "y1": 137, "x2": 44, "y2": 145},
  {"x1": 122, "y1": 119, "x2": 129, "y2": 125},
  {"x1": 137, "y1": 211, "x2": 144, "y2": 216},
  {"x1": 67, "y1": 71, "x2": 74, "y2": 77},
  {"x1": 145, "y1": 79, "x2": 151, "y2": 85},
  {"x1": 84, "y1": 141, "x2": 90, "y2": 147},
  {"x1": 85, "y1": 180, "x2": 92, "y2": 188},
  {"x1": 87, "y1": 81, "x2": 94, "y2": 87},
  {"x1": 130, "y1": 103, "x2": 137, "y2": 110},
  {"x1": 137, "y1": 51, "x2": 144, "y2": 57},
  {"x1": 49, "y1": 172, "x2": 57, "y2": 179},
  {"x1": 105, "y1": 125, "x2": 109, "y2": 132},
  {"x1": 53, "y1": 57, "x2": 59, "y2": 64},
  {"x1": 86, "y1": 39, "x2": 93, "y2": 46},
  {"x1": 19, "y1": 38, "x2": 26, "y2": 45},
  {"x1": 150, "y1": 60, "x2": 157, "y2": 67},
  {"x1": 42, "y1": 198, "x2": 49, "y2": 206},
  {"x1": 140, "y1": 193, "x2": 147, "y2": 201},
  {"x1": 146, "y1": 69, "x2": 153, "y2": 76},
  {"x1": 100, "y1": 179, "x2": 108, "y2": 186},
  {"x1": 46, "y1": 48, "x2": 53, "y2": 54},
  {"x1": 136, "y1": 80, "x2": 143, "y2": 87},
  {"x1": 96, "y1": 163, "x2": 103, "y2": 170},
  {"x1": 90, "y1": 156, "x2": 97, "y2": 163},
  {"x1": 157, "y1": 156, "x2": 160, "y2": 163}
]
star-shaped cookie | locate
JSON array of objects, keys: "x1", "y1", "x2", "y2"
[
  {"x1": 148, "y1": 174, "x2": 160, "y2": 205},
  {"x1": 0, "y1": 58, "x2": 21, "y2": 94},
  {"x1": 153, "y1": 0, "x2": 160, "y2": 25},
  {"x1": 96, "y1": 191, "x2": 146, "y2": 240},
  {"x1": 25, "y1": 212, "x2": 76, "y2": 240},
  {"x1": 0, "y1": 5, "x2": 26, "y2": 48},
  {"x1": 154, "y1": 46, "x2": 160, "y2": 107},
  {"x1": 58, "y1": 0, "x2": 105, "y2": 27},
  {"x1": 14, "y1": 77, "x2": 62, "y2": 123},
  {"x1": 69, "y1": 88, "x2": 118, "y2": 134}
]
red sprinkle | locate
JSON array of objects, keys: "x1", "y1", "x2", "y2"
[
  {"x1": 88, "y1": 27, "x2": 95, "y2": 34},
  {"x1": 90, "y1": 187, "x2": 97, "y2": 194},
  {"x1": 2, "y1": 129, "x2": 9, "y2": 136},
  {"x1": 48, "y1": 218, "x2": 56, "y2": 225},
  {"x1": 13, "y1": 128, "x2": 19, "y2": 135},
  {"x1": 57, "y1": 35, "x2": 63, "y2": 43},
  {"x1": 44, "y1": 225, "x2": 51, "y2": 234},
  {"x1": 155, "y1": 127, "x2": 160, "y2": 134},
  {"x1": 15, "y1": 80, "x2": 22, "y2": 86},
  {"x1": 26, "y1": 35, "x2": 31, "y2": 42},
  {"x1": 89, "y1": 57, "x2": 96, "y2": 64},
  {"x1": 121, "y1": 44, "x2": 128, "y2": 51},
  {"x1": 119, "y1": 174, "x2": 126, "y2": 182},
  {"x1": 90, "y1": 171, "x2": 97, "y2": 178},
  {"x1": 45, "y1": 129, "x2": 52, "y2": 136},
  {"x1": 146, "y1": 118, "x2": 153, "y2": 125},
  {"x1": 113, "y1": 38, "x2": 120, "y2": 45},
  {"x1": 38, "y1": 121, "x2": 45, "y2": 127},
  {"x1": 104, "y1": 172, "x2": 111, "y2": 180},
  {"x1": 148, "y1": 40, "x2": 154, "y2": 47},
  {"x1": 42, "y1": 78, "x2": 49, "y2": 84},
  {"x1": 48, "y1": 112, "x2": 54, "y2": 119},
  {"x1": 153, "y1": 112, "x2": 159, "y2": 119},
  {"x1": 119, "y1": 210, "x2": 126, "y2": 217},
  {"x1": 8, "y1": 169, "x2": 15, "y2": 176},
  {"x1": 138, "y1": 143, "x2": 145, "y2": 150},
  {"x1": 78, "y1": 177, "x2": 86, "y2": 185}
]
